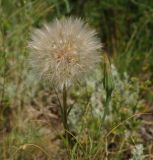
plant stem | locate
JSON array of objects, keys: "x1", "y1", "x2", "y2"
[
  {"x1": 62, "y1": 84, "x2": 71, "y2": 145},
  {"x1": 103, "y1": 94, "x2": 111, "y2": 121}
]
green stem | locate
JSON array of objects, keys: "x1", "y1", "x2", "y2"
[
  {"x1": 103, "y1": 94, "x2": 111, "y2": 121},
  {"x1": 62, "y1": 84, "x2": 71, "y2": 145}
]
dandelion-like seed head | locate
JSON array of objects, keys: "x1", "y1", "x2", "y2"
[{"x1": 28, "y1": 17, "x2": 101, "y2": 88}]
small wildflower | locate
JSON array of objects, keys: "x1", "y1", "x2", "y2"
[{"x1": 28, "y1": 17, "x2": 101, "y2": 88}]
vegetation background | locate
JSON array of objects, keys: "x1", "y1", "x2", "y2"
[{"x1": 0, "y1": 0, "x2": 153, "y2": 159}]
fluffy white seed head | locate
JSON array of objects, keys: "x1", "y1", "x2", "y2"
[{"x1": 28, "y1": 17, "x2": 102, "y2": 89}]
